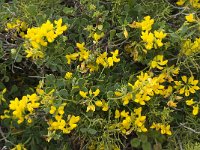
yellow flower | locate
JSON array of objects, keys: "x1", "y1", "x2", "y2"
[
  {"x1": 79, "y1": 91, "x2": 88, "y2": 98},
  {"x1": 58, "y1": 106, "x2": 65, "y2": 115},
  {"x1": 68, "y1": 115, "x2": 80, "y2": 130},
  {"x1": 102, "y1": 103, "x2": 109, "y2": 111},
  {"x1": 134, "y1": 93, "x2": 151, "y2": 105},
  {"x1": 192, "y1": 105, "x2": 199, "y2": 115},
  {"x1": 95, "y1": 100, "x2": 103, "y2": 107},
  {"x1": 65, "y1": 53, "x2": 79, "y2": 64},
  {"x1": 49, "y1": 106, "x2": 56, "y2": 114},
  {"x1": 87, "y1": 63, "x2": 99, "y2": 72},
  {"x1": 93, "y1": 32, "x2": 104, "y2": 43},
  {"x1": 11, "y1": 143, "x2": 27, "y2": 150},
  {"x1": 102, "y1": 100, "x2": 109, "y2": 111},
  {"x1": 155, "y1": 39, "x2": 163, "y2": 47},
  {"x1": 27, "y1": 118, "x2": 32, "y2": 124},
  {"x1": 134, "y1": 107, "x2": 142, "y2": 116},
  {"x1": 154, "y1": 30, "x2": 167, "y2": 39},
  {"x1": 122, "y1": 93, "x2": 132, "y2": 105},
  {"x1": 115, "y1": 109, "x2": 120, "y2": 118},
  {"x1": 186, "y1": 99, "x2": 195, "y2": 106},
  {"x1": 54, "y1": 18, "x2": 68, "y2": 36},
  {"x1": 150, "y1": 122, "x2": 161, "y2": 130},
  {"x1": 150, "y1": 55, "x2": 168, "y2": 70},
  {"x1": 176, "y1": 0, "x2": 185, "y2": 5},
  {"x1": 79, "y1": 49, "x2": 89, "y2": 61},
  {"x1": 111, "y1": 49, "x2": 120, "y2": 63},
  {"x1": 140, "y1": 16, "x2": 154, "y2": 31},
  {"x1": 115, "y1": 91, "x2": 123, "y2": 97},
  {"x1": 24, "y1": 19, "x2": 67, "y2": 60},
  {"x1": 160, "y1": 125, "x2": 172, "y2": 135},
  {"x1": 96, "y1": 52, "x2": 108, "y2": 68},
  {"x1": 86, "y1": 104, "x2": 95, "y2": 112},
  {"x1": 185, "y1": 14, "x2": 195, "y2": 23},
  {"x1": 167, "y1": 100, "x2": 177, "y2": 108},
  {"x1": 25, "y1": 48, "x2": 44, "y2": 59},
  {"x1": 175, "y1": 76, "x2": 199, "y2": 96},
  {"x1": 141, "y1": 31, "x2": 154, "y2": 50},
  {"x1": 121, "y1": 110, "x2": 129, "y2": 118},
  {"x1": 76, "y1": 42, "x2": 85, "y2": 51},
  {"x1": 123, "y1": 27, "x2": 128, "y2": 38},
  {"x1": 107, "y1": 57, "x2": 114, "y2": 67},
  {"x1": 93, "y1": 89, "x2": 100, "y2": 97},
  {"x1": 46, "y1": 30, "x2": 57, "y2": 43},
  {"x1": 65, "y1": 72, "x2": 73, "y2": 79},
  {"x1": 122, "y1": 116, "x2": 132, "y2": 129}
]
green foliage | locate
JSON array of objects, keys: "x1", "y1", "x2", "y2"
[{"x1": 0, "y1": 0, "x2": 200, "y2": 150}]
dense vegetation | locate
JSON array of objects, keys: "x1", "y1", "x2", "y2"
[{"x1": 0, "y1": 0, "x2": 200, "y2": 149}]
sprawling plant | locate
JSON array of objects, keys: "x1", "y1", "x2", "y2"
[{"x1": 0, "y1": 0, "x2": 200, "y2": 149}]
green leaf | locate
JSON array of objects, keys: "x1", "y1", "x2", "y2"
[
  {"x1": 107, "y1": 91, "x2": 114, "y2": 98},
  {"x1": 80, "y1": 128, "x2": 97, "y2": 135},
  {"x1": 66, "y1": 46, "x2": 74, "y2": 53},
  {"x1": 130, "y1": 138, "x2": 141, "y2": 148},
  {"x1": 71, "y1": 86, "x2": 80, "y2": 94},
  {"x1": 153, "y1": 143, "x2": 162, "y2": 150},
  {"x1": 15, "y1": 54, "x2": 22, "y2": 62},
  {"x1": 142, "y1": 142, "x2": 151, "y2": 150},
  {"x1": 63, "y1": 7, "x2": 74, "y2": 15},
  {"x1": 80, "y1": 128, "x2": 88, "y2": 133},
  {"x1": 139, "y1": 134, "x2": 148, "y2": 142},
  {"x1": 46, "y1": 74, "x2": 56, "y2": 86},
  {"x1": 56, "y1": 79, "x2": 65, "y2": 88},
  {"x1": 77, "y1": 78, "x2": 86, "y2": 87},
  {"x1": 116, "y1": 32, "x2": 123, "y2": 38},
  {"x1": 28, "y1": 5, "x2": 37, "y2": 16},
  {"x1": 10, "y1": 85, "x2": 18, "y2": 95},
  {"x1": 59, "y1": 89, "x2": 68, "y2": 98},
  {"x1": 110, "y1": 29, "x2": 116, "y2": 40},
  {"x1": 87, "y1": 128, "x2": 97, "y2": 135}
]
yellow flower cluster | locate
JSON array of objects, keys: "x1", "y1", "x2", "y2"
[
  {"x1": 93, "y1": 32, "x2": 104, "y2": 43},
  {"x1": 185, "y1": 13, "x2": 196, "y2": 22},
  {"x1": 114, "y1": 107, "x2": 147, "y2": 135},
  {"x1": 48, "y1": 114, "x2": 80, "y2": 134},
  {"x1": 1, "y1": 93, "x2": 40, "y2": 124},
  {"x1": 129, "y1": 72, "x2": 165, "y2": 105},
  {"x1": 6, "y1": 19, "x2": 28, "y2": 38},
  {"x1": 94, "y1": 99, "x2": 109, "y2": 111},
  {"x1": 24, "y1": 18, "x2": 67, "y2": 59},
  {"x1": 114, "y1": 91, "x2": 133, "y2": 106},
  {"x1": 79, "y1": 89, "x2": 100, "y2": 98},
  {"x1": 150, "y1": 55, "x2": 168, "y2": 70},
  {"x1": 79, "y1": 89, "x2": 109, "y2": 112},
  {"x1": 133, "y1": 16, "x2": 154, "y2": 31},
  {"x1": 150, "y1": 122, "x2": 172, "y2": 135},
  {"x1": 66, "y1": 44, "x2": 120, "y2": 72},
  {"x1": 48, "y1": 103, "x2": 80, "y2": 134},
  {"x1": 116, "y1": 110, "x2": 132, "y2": 134},
  {"x1": 130, "y1": 16, "x2": 167, "y2": 51},
  {"x1": 176, "y1": 0, "x2": 200, "y2": 8},
  {"x1": 66, "y1": 42, "x2": 90, "y2": 64},
  {"x1": 141, "y1": 30, "x2": 167, "y2": 50},
  {"x1": 174, "y1": 75, "x2": 200, "y2": 96},
  {"x1": 185, "y1": 99, "x2": 199, "y2": 115},
  {"x1": 96, "y1": 50, "x2": 120, "y2": 68},
  {"x1": 65, "y1": 72, "x2": 73, "y2": 79},
  {"x1": 180, "y1": 38, "x2": 200, "y2": 56},
  {"x1": 11, "y1": 143, "x2": 27, "y2": 150},
  {"x1": 134, "y1": 107, "x2": 148, "y2": 132}
]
